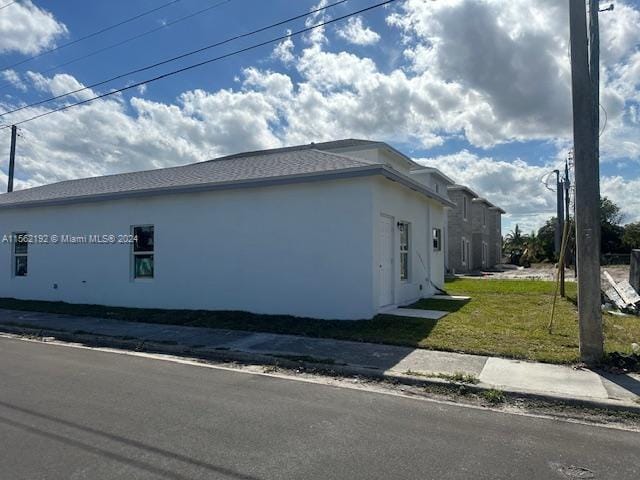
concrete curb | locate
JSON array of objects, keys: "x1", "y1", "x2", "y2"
[{"x1": 2, "y1": 323, "x2": 639, "y2": 415}]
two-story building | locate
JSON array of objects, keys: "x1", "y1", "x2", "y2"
[
  {"x1": 447, "y1": 186, "x2": 505, "y2": 274},
  {"x1": 488, "y1": 205, "x2": 506, "y2": 266},
  {"x1": 446, "y1": 185, "x2": 477, "y2": 273}
]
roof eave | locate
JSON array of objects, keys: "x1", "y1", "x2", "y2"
[
  {"x1": 447, "y1": 184, "x2": 479, "y2": 198},
  {"x1": 0, "y1": 164, "x2": 455, "y2": 210},
  {"x1": 380, "y1": 167, "x2": 456, "y2": 207},
  {"x1": 410, "y1": 167, "x2": 456, "y2": 185},
  {"x1": 0, "y1": 165, "x2": 382, "y2": 210},
  {"x1": 472, "y1": 197, "x2": 493, "y2": 207}
]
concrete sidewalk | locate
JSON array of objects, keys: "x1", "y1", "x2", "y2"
[{"x1": 0, "y1": 308, "x2": 638, "y2": 410}]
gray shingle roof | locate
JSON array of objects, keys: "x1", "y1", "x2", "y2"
[
  {"x1": 212, "y1": 139, "x2": 380, "y2": 161},
  {"x1": 0, "y1": 149, "x2": 382, "y2": 208}
]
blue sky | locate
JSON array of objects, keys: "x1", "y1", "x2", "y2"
[{"x1": 0, "y1": 0, "x2": 639, "y2": 233}]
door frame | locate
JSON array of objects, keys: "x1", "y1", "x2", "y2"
[{"x1": 378, "y1": 213, "x2": 395, "y2": 308}]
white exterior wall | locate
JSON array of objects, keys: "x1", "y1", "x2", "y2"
[
  {"x1": 371, "y1": 177, "x2": 445, "y2": 309},
  {"x1": 0, "y1": 178, "x2": 375, "y2": 320}
]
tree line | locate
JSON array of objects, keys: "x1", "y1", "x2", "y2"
[{"x1": 504, "y1": 197, "x2": 639, "y2": 266}]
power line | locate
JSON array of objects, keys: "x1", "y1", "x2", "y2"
[
  {"x1": 0, "y1": 0, "x2": 396, "y2": 129},
  {"x1": 0, "y1": 1, "x2": 16, "y2": 11},
  {"x1": 0, "y1": 0, "x2": 233, "y2": 93},
  {"x1": 599, "y1": 102, "x2": 607, "y2": 137},
  {"x1": 0, "y1": 0, "x2": 351, "y2": 118},
  {"x1": 0, "y1": 0, "x2": 182, "y2": 72}
]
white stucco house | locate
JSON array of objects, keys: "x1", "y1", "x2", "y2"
[{"x1": 0, "y1": 139, "x2": 454, "y2": 320}]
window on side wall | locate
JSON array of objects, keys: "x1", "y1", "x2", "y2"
[
  {"x1": 483, "y1": 209, "x2": 486, "y2": 226},
  {"x1": 433, "y1": 228, "x2": 441, "y2": 251},
  {"x1": 461, "y1": 237, "x2": 466, "y2": 265},
  {"x1": 132, "y1": 225, "x2": 154, "y2": 279},
  {"x1": 399, "y1": 222, "x2": 410, "y2": 281},
  {"x1": 463, "y1": 196, "x2": 468, "y2": 220},
  {"x1": 13, "y1": 232, "x2": 28, "y2": 276}
]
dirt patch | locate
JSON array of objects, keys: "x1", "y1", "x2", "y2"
[{"x1": 469, "y1": 263, "x2": 630, "y2": 291}]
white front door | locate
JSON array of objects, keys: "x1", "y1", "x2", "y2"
[{"x1": 379, "y1": 215, "x2": 393, "y2": 307}]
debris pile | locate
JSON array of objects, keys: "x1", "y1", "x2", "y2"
[
  {"x1": 606, "y1": 351, "x2": 640, "y2": 373},
  {"x1": 602, "y1": 270, "x2": 640, "y2": 315}
]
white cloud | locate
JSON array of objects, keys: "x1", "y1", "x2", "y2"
[
  {"x1": 386, "y1": 0, "x2": 640, "y2": 152},
  {"x1": 0, "y1": 166, "x2": 38, "y2": 194},
  {"x1": 1, "y1": 69, "x2": 26, "y2": 91},
  {"x1": 26, "y1": 71, "x2": 95, "y2": 101},
  {"x1": 415, "y1": 150, "x2": 560, "y2": 233},
  {"x1": 336, "y1": 16, "x2": 380, "y2": 45},
  {"x1": 0, "y1": 0, "x2": 67, "y2": 55},
  {"x1": 272, "y1": 30, "x2": 295, "y2": 65},
  {"x1": 601, "y1": 175, "x2": 640, "y2": 224},
  {"x1": 387, "y1": 0, "x2": 573, "y2": 146},
  {"x1": 0, "y1": 71, "x2": 283, "y2": 189},
  {"x1": 304, "y1": 0, "x2": 330, "y2": 46}
]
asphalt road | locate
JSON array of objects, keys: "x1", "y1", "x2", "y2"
[{"x1": 0, "y1": 337, "x2": 638, "y2": 480}]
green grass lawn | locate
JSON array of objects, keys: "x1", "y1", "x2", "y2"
[
  {"x1": 0, "y1": 278, "x2": 637, "y2": 364},
  {"x1": 408, "y1": 278, "x2": 584, "y2": 363},
  {"x1": 408, "y1": 278, "x2": 639, "y2": 363}
]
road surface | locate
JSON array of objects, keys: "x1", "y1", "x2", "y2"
[{"x1": 0, "y1": 336, "x2": 638, "y2": 479}]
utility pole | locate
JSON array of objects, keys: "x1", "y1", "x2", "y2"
[
  {"x1": 8, "y1": 125, "x2": 17, "y2": 193},
  {"x1": 555, "y1": 167, "x2": 566, "y2": 297},
  {"x1": 569, "y1": 0, "x2": 603, "y2": 363},
  {"x1": 553, "y1": 169, "x2": 562, "y2": 256},
  {"x1": 590, "y1": 0, "x2": 600, "y2": 162},
  {"x1": 561, "y1": 157, "x2": 571, "y2": 296}
]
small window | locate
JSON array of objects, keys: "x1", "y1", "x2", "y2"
[
  {"x1": 133, "y1": 225, "x2": 154, "y2": 279},
  {"x1": 399, "y1": 222, "x2": 410, "y2": 281},
  {"x1": 13, "y1": 232, "x2": 28, "y2": 276},
  {"x1": 461, "y1": 237, "x2": 466, "y2": 265},
  {"x1": 435, "y1": 183, "x2": 440, "y2": 193},
  {"x1": 463, "y1": 197, "x2": 468, "y2": 220},
  {"x1": 433, "y1": 228, "x2": 441, "y2": 251},
  {"x1": 483, "y1": 209, "x2": 486, "y2": 226},
  {"x1": 482, "y1": 242, "x2": 487, "y2": 265}
]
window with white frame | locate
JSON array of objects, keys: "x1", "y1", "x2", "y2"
[
  {"x1": 132, "y1": 225, "x2": 154, "y2": 279},
  {"x1": 13, "y1": 232, "x2": 28, "y2": 276},
  {"x1": 399, "y1": 222, "x2": 410, "y2": 281},
  {"x1": 463, "y1": 196, "x2": 468, "y2": 220},
  {"x1": 483, "y1": 208, "x2": 486, "y2": 226},
  {"x1": 433, "y1": 228, "x2": 441, "y2": 251},
  {"x1": 435, "y1": 183, "x2": 440, "y2": 193}
]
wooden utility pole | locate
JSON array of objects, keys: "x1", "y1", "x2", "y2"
[
  {"x1": 569, "y1": 0, "x2": 603, "y2": 363},
  {"x1": 8, "y1": 125, "x2": 17, "y2": 193}
]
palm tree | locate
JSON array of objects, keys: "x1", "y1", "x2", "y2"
[
  {"x1": 504, "y1": 224, "x2": 527, "y2": 265},
  {"x1": 522, "y1": 231, "x2": 544, "y2": 265},
  {"x1": 504, "y1": 224, "x2": 524, "y2": 250}
]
